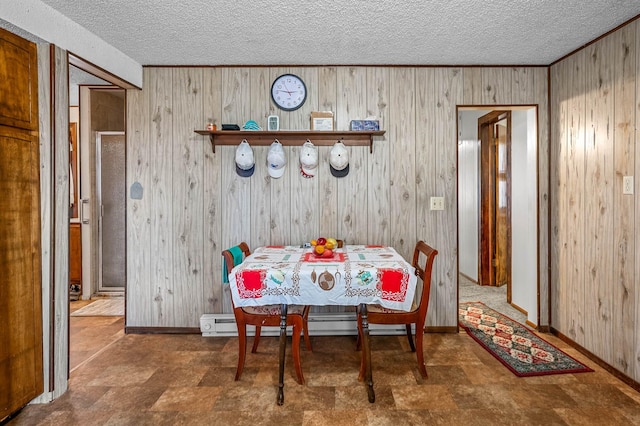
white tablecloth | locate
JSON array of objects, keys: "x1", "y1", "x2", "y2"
[{"x1": 229, "y1": 245, "x2": 417, "y2": 311}]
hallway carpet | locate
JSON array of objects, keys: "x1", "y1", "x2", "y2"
[
  {"x1": 459, "y1": 302, "x2": 593, "y2": 377},
  {"x1": 7, "y1": 311, "x2": 640, "y2": 425}
]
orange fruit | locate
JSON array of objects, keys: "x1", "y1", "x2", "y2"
[
  {"x1": 310, "y1": 239, "x2": 317, "y2": 246},
  {"x1": 325, "y1": 242, "x2": 334, "y2": 250},
  {"x1": 314, "y1": 244, "x2": 325, "y2": 255}
]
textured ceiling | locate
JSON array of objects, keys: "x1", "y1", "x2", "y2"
[{"x1": 39, "y1": 0, "x2": 640, "y2": 66}]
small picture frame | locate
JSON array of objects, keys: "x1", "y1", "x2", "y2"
[{"x1": 267, "y1": 115, "x2": 280, "y2": 131}]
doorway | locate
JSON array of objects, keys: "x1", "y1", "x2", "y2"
[
  {"x1": 457, "y1": 106, "x2": 539, "y2": 327},
  {"x1": 478, "y1": 110, "x2": 511, "y2": 291},
  {"x1": 77, "y1": 86, "x2": 126, "y2": 299}
]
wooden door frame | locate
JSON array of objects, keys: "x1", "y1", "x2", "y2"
[{"x1": 477, "y1": 110, "x2": 512, "y2": 293}]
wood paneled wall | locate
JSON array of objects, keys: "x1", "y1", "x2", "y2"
[
  {"x1": 550, "y1": 19, "x2": 640, "y2": 382},
  {"x1": 126, "y1": 66, "x2": 549, "y2": 330}
]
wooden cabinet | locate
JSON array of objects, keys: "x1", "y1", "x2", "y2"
[{"x1": 69, "y1": 223, "x2": 82, "y2": 294}]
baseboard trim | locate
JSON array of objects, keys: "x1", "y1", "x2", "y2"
[
  {"x1": 550, "y1": 327, "x2": 640, "y2": 392},
  {"x1": 125, "y1": 326, "x2": 201, "y2": 334},
  {"x1": 425, "y1": 326, "x2": 458, "y2": 333}
]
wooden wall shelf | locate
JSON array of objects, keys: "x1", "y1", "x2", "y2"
[{"x1": 194, "y1": 130, "x2": 385, "y2": 153}]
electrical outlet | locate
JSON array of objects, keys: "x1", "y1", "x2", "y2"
[
  {"x1": 430, "y1": 196, "x2": 444, "y2": 211},
  {"x1": 623, "y1": 176, "x2": 634, "y2": 195}
]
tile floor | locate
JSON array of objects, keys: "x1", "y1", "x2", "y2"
[{"x1": 6, "y1": 300, "x2": 640, "y2": 425}]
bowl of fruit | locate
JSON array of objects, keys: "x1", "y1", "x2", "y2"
[{"x1": 311, "y1": 237, "x2": 338, "y2": 258}]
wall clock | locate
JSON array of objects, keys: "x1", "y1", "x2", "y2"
[{"x1": 271, "y1": 74, "x2": 307, "y2": 111}]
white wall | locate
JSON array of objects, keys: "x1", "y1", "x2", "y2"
[
  {"x1": 511, "y1": 109, "x2": 538, "y2": 324},
  {"x1": 457, "y1": 110, "x2": 485, "y2": 280}
]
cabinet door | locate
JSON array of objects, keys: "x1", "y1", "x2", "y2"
[{"x1": 0, "y1": 27, "x2": 43, "y2": 421}]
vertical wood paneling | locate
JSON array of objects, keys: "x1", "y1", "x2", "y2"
[
  {"x1": 53, "y1": 45, "x2": 69, "y2": 393},
  {"x1": 462, "y1": 68, "x2": 482, "y2": 104},
  {"x1": 202, "y1": 68, "x2": 223, "y2": 313},
  {"x1": 249, "y1": 68, "x2": 272, "y2": 252},
  {"x1": 550, "y1": 19, "x2": 640, "y2": 383},
  {"x1": 337, "y1": 67, "x2": 368, "y2": 244},
  {"x1": 415, "y1": 68, "x2": 437, "y2": 324},
  {"x1": 533, "y1": 67, "x2": 550, "y2": 327},
  {"x1": 288, "y1": 67, "x2": 319, "y2": 245},
  {"x1": 434, "y1": 68, "x2": 463, "y2": 326},
  {"x1": 481, "y1": 68, "x2": 512, "y2": 104},
  {"x1": 612, "y1": 24, "x2": 636, "y2": 376},
  {"x1": 566, "y1": 51, "x2": 586, "y2": 345},
  {"x1": 221, "y1": 68, "x2": 251, "y2": 250},
  {"x1": 149, "y1": 68, "x2": 174, "y2": 326},
  {"x1": 317, "y1": 67, "x2": 338, "y2": 238},
  {"x1": 511, "y1": 67, "x2": 534, "y2": 104},
  {"x1": 388, "y1": 68, "x2": 416, "y2": 258},
  {"x1": 634, "y1": 18, "x2": 640, "y2": 384},
  {"x1": 549, "y1": 61, "x2": 564, "y2": 328},
  {"x1": 126, "y1": 68, "x2": 151, "y2": 325},
  {"x1": 171, "y1": 68, "x2": 204, "y2": 327},
  {"x1": 268, "y1": 67, "x2": 292, "y2": 245},
  {"x1": 584, "y1": 39, "x2": 615, "y2": 363},
  {"x1": 36, "y1": 44, "x2": 52, "y2": 393},
  {"x1": 367, "y1": 67, "x2": 390, "y2": 245}
]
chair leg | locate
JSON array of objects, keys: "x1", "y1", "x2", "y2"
[
  {"x1": 302, "y1": 318, "x2": 312, "y2": 352},
  {"x1": 251, "y1": 325, "x2": 262, "y2": 353},
  {"x1": 235, "y1": 322, "x2": 247, "y2": 381},
  {"x1": 357, "y1": 316, "x2": 366, "y2": 381},
  {"x1": 292, "y1": 321, "x2": 305, "y2": 385},
  {"x1": 415, "y1": 322, "x2": 428, "y2": 378},
  {"x1": 406, "y1": 324, "x2": 416, "y2": 352},
  {"x1": 355, "y1": 314, "x2": 362, "y2": 351}
]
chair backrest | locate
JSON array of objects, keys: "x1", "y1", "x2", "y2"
[
  {"x1": 412, "y1": 241, "x2": 438, "y2": 315},
  {"x1": 221, "y1": 242, "x2": 251, "y2": 271}
]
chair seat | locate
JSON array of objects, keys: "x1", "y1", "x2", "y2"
[
  {"x1": 242, "y1": 304, "x2": 306, "y2": 316},
  {"x1": 367, "y1": 301, "x2": 418, "y2": 314}
]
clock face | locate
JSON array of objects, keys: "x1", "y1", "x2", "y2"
[{"x1": 271, "y1": 74, "x2": 307, "y2": 111}]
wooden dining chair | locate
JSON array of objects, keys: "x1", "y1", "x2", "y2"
[
  {"x1": 222, "y1": 242, "x2": 312, "y2": 384},
  {"x1": 356, "y1": 240, "x2": 438, "y2": 379}
]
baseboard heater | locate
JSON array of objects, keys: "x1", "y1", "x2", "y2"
[{"x1": 200, "y1": 312, "x2": 413, "y2": 337}]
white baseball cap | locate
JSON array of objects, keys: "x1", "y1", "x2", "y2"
[
  {"x1": 235, "y1": 139, "x2": 255, "y2": 177},
  {"x1": 299, "y1": 140, "x2": 318, "y2": 178},
  {"x1": 329, "y1": 141, "x2": 349, "y2": 178},
  {"x1": 267, "y1": 140, "x2": 286, "y2": 178}
]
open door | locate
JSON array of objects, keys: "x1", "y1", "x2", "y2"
[
  {"x1": 477, "y1": 111, "x2": 511, "y2": 293},
  {"x1": 0, "y1": 28, "x2": 44, "y2": 421}
]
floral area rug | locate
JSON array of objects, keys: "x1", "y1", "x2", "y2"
[{"x1": 459, "y1": 302, "x2": 593, "y2": 377}]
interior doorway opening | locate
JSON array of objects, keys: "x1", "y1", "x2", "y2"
[{"x1": 457, "y1": 106, "x2": 539, "y2": 328}]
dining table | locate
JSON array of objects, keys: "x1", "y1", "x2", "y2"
[{"x1": 228, "y1": 244, "x2": 418, "y2": 405}]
